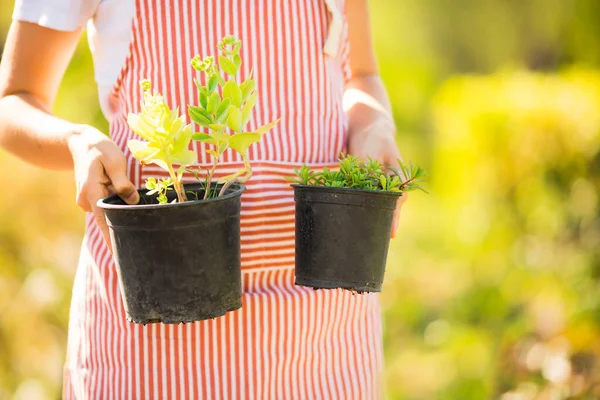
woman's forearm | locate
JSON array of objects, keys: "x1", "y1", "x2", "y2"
[{"x1": 0, "y1": 92, "x2": 82, "y2": 170}]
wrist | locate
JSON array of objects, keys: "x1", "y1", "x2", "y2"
[
  {"x1": 344, "y1": 75, "x2": 394, "y2": 140},
  {"x1": 348, "y1": 110, "x2": 396, "y2": 141},
  {"x1": 67, "y1": 125, "x2": 106, "y2": 160}
]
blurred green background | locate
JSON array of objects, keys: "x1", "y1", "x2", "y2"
[{"x1": 1, "y1": 1, "x2": 599, "y2": 399}]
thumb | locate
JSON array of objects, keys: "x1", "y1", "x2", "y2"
[
  {"x1": 107, "y1": 171, "x2": 139, "y2": 205},
  {"x1": 101, "y1": 150, "x2": 140, "y2": 205},
  {"x1": 391, "y1": 194, "x2": 407, "y2": 239}
]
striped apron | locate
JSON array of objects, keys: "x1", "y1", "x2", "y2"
[{"x1": 63, "y1": 0, "x2": 384, "y2": 398}]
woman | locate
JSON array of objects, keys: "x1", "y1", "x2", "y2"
[{"x1": 0, "y1": 0, "x2": 405, "y2": 398}]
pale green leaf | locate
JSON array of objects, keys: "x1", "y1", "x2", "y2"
[
  {"x1": 206, "y1": 149, "x2": 219, "y2": 159},
  {"x1": 227, "y1": 107, "x2": 243, "y2": 132},
  {"x1": 255, "y1": 118, "x2": 280, "y2": 135},
  {"x1": 215, "y1": 98, "x2": 231, "y2": 123},
  {"x1": 171, "y1": 149, "x2": 196, "y2": 167},
  {"x1": 208, "y1": 75, "x2": 218, "y2": 92},
  {"x1": 219, "y1": 55, "x2": 237, "y2": 76},
  {"x1": 223, "y1": 80, "x2": 242, "y2": 108},
  {"x1": 206, "y1": 91, "x2": 221, "y2": 114},
  {"x1": 216, "y1": 168, "x2": 246, "y2": 183},
  {"x1": 240, "y1": 79, "x2": 256, "y2": 102},
  {"x1": 199, "y1": 89, "x2": 208, "y2": 109},
  {"x1": 127, "y1": 113, "x2": 157, "y2": 141},
  {"x1": 228, "y1": 132, "x2": 261, "y2": 153},
  {"x1": 192, "y1": 132, "x2": 214, "y2": 144},
  {"x1": 188, "y1": 105, "x2": 211, "y2": 127},
  {"x1": 127, "y1": 140, "x2": 161, "y2": 163},
  {"x1": 241, "y1": 91, "x2": 257, "y2": 124},
  {"x1": 233, "y1": 54, "x2": 242, "y2": 70}
]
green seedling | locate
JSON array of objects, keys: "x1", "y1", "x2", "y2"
[
  {"x1": 289, "y1": 154, "x2": 428, "y2": 194},
  {"x1": 145, "y1": 177, "x2": 174, "y2": 204},
  {"x1": 189, "y1": 35, "x2": 279, "y2": 199},
  {"x1": 127, "y1": 80, "x2": 196, "y2": 203}
]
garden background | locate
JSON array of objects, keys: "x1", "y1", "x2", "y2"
[{"x1": 1, "y1": 1, "x2": 599, "y2": 399}]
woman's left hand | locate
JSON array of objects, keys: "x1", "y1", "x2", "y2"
[{"x1": 348, "y1": 117, "x2": 406, "y2": 239}]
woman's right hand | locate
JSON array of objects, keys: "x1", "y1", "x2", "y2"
[{"x1": 68, "y1": 126, "x2": 140, "y2": 251}]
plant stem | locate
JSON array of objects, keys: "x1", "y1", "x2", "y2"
[
  {"x1": 204, "y1": 157, "x2": 219, "y2": 200},
  {"x1": 167, "y1": 163, "x2": 187, "y2": 203},
  {"x1": 218, "y1": 154, "x2": 252, "y2": 196},
  {"x1": 399, "y1": 176, "x2": 416, "y2": 191}
]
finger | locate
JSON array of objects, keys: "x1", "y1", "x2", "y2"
[
  {"x1": 105, "y1": 184, "x2": 117, "y2": 197},
  {"x1": 103, "y1": 159, "x2": 139, "y2": 205},
  {"x1": 92, "y1": 203, "x2": 113, "y2": 254},
  {"x1": 87, "y1": 184, "x2": 113, "y2": 253},
  {"x1": 391, "y1": 194, "x2": 407, "y2": 239},
  {"x1": 383, "y1": 144, "x2": 403, "y2": 170},
  {"x1": 76, "y1": 189, "x2": 92, "y2": 212},
  {"x1": 391, "y1": 208, "x2": 399, "y2": 239}
]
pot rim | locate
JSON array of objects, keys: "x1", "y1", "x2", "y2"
[
  {"x1": 290, "y1": 184, "x2": 402, "y2": 198},
  {"x1": 97, "y1": 182, "x2": 246, "y2": 211}
]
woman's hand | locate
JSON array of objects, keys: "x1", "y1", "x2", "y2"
[
  {"x1": 68, "y1": 127, "x2": 139, "y2": 251},
  {"x1": 347, "y1": 117, "x2": 406, "y2": 239}
]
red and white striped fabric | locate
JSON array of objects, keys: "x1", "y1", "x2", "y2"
[{"x1": 63, "y1": 0, "x2": 384, "y2": 398}]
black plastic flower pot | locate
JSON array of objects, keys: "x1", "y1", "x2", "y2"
[
  {"x1": 98, "y1": 182, "x2": 245, "y2": 324},
  {"x1": 292, "y1": 185, "x2": 401, "y2": 293}
]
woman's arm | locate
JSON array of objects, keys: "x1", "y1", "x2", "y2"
[
  {"x1": 0, "y1": 22, "x2": 85, "y2": 170},
  {"x1": 345, "y1": 0, "x2": 406, "y2": 238},
  {"x1": 0, "y1": 21, "x2": 139, "y2": 249}
]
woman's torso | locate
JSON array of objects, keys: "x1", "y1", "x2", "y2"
[{"x1": 62, "y1": 1, "x2": 384, "y2": 398}]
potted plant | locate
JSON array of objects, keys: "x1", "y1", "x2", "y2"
[
  {"x1": 289, "y1": 154, "x2": 427, "y2": 293},
  {"x1": 98, "y1": 35, "x2": 278, "y2": 324}
]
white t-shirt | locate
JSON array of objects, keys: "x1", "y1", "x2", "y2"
[
  {"x1": 12, "y1": 0, "x2": 342, "y2": 119},
  {"x1": 12, "y1": 0, "x2": 135, "y2": 118}
]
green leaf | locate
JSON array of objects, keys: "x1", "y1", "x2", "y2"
[
  {"x1": 233, "y1": 41, "x2": 242, "y2": 55},
  {"x1": 192, "y1": 132, "x2": 214, "y2": 143},
  {"x1": 207, "y1": 91, "x2": 221, "y2": 114},
  {"x1": 199, "y1": 88, "x2": 208, "y2": 109},
  {"x1": 209, "y1": 123, "x2": 223, "y2": 131},
  {"x1": 208, "y1": 75, "x2": 218, "y2": 92},
  {"x1": 255, "y1": 118, "x2": 280, "y2": 135},
  {"x1": 145, "y1": 177, "x2": 157, "y2": 190},
  {"x1": 193, "y1": 78, "x2": 203, "y2": 92},
  {"x1": 229, "y1": 132, "x2": 261, "y2": 153},
  {"x1": 285, "y1": 154, "x2": 427, "y2": 193},
  {"x1": 128, "y1": 140, "x2": 162, "y2": 163},
  {"x1": 217, "y1": 141, "x2": 229, "y2": 155},
  {"x1": 206, "y1": 149, "x2": 219, "y2": 159},
  {"x1": 217, "y1": 167, "x2": 246, "y2": 184},
  {"x1": 223, "y1": 80, "x2": 242, "y2": 108},
  {"x1": 233, "y1": 54, "x2": 242, "y2": 70},
  {"x1": 227, "y1": 107, "x2": 243, "y2": 132},
  {"x1": 188, "y1": 105, "x2": 211, "y2": 127},
  {"x1": 215, "y1": 98, "x2": 232, "y2": 123},
  {"x1": 240, "y1": 78, "x2": 256, "y2": 102},
  {"x1": 241, "y1": 91, "x2": 257, "y2": 124},
  {"x1": 219, "y1": 55, "x2": 237, "y2": 76},
  {"x1": 188, "y1": 105, "x2": 213, "y2": 124}
]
